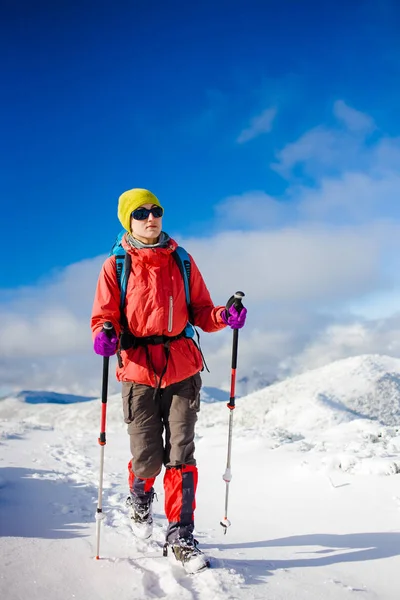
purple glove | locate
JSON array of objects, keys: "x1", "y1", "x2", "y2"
[
  {"x1": 94, "y1": 330, "x2": 118, "y2": 357},
  {"x1": 221, "y1": 303, "x2": 247, "y2": 329}
]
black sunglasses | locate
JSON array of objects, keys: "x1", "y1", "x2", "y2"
[{"x1": 131, "y1": 206, "x2": 164, "y2": 221}]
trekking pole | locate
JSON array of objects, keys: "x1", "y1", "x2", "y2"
[
  {"x1": 95, "y1": 321, "x2": 114, "y2": 560},
  {"x1": 220, "y1": 291, "x2": 245, "y2": 535}
]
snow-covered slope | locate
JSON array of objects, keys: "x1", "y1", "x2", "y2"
[
  {"x1": 201, "y1": 354, "x2": 400, "y2": 433},
  {"x1": 1, "y1": 354, "x2": 400, "y2": 600}
]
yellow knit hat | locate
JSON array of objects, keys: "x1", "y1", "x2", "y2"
[{"x1": 117, "y1": 188, "x2": 163, "y2": 231}]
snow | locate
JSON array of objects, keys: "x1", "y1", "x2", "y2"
[{"x1": 1, "y1": 354, "x2": 400, "y2": 599}]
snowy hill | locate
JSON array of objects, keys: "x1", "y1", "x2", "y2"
[
  {"x1": 200, "y1": 354, "x2": 400, "y2": 476},
  {"x1": 202, "y1": 353, "x2": 400, "y2": 432},
  {"x1": 1, "y1": 354, "x2": 400, "y2": 599}
]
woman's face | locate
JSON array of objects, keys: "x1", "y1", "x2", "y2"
[{"x1": 130, "y1": 203, "x2": 163, "y2": 244}]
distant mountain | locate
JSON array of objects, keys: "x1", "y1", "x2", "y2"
[
  {"x1": 1, "y1": 388, "x2": 229, "y2": 406},
  {"x1": 236, "y1": 368, "x2": 275, "y2": 396},
  {"x1": 201, "y1": 370, "x2": 274, "y2": 402},
  {"x1": 11, "y1": 390, "x2": 96, "y2": 405},
  {"x1": 201, "y1": 386, "x2": 229, "y2": 403},
  {"x1": 5, "y1": 354, "x2": 400, "y2": 434}
]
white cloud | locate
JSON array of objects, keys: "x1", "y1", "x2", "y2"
[
  {"x1": 272, "y1": 101, "x2": 378, "y2": 178},
  {"x1": 298, "y1": 172, "x2": 400, "y2": 223},
  {"x1": 213, "y1": 190, "x2": 285, "y2": 228},
  {"x1": 284, "y1": 315, "x2": 400, "y2": 376},
  {"x1": 0, "y1": 256, "x2": 106, "y2": 394},
  {"x1": 180, "y1": 224, "x2": 391, "y2": 305},
  {"x1": 0, "y1": 258, "x2": 104, "y2": 354},
  {"x1": 333, "y1": 100, "x2": 375, "y2": 133},
  {"x1": 272, "y1": 125, "x2": 374, "y2": 179},
  {"x1": 272, "y1": 127, "x2": 337, "y2": 175},
  {"x1": 237, "y1": 107, "x2": 277, "y2": 143}
]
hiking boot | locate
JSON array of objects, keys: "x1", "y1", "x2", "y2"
[
  {"x1": 168, "y1": 536, "x2": 210, "y2": 573},
  {"x1": 126, "y1": 492, "x2": 155, "y2": 540}
]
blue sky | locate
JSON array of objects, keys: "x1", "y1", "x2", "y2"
[
  {"x1": 2, "y1": 0, "x2": 400, "y2": 287},
  {"x1": 3, "y1": 0, "x2": 400, "y2": 395}
]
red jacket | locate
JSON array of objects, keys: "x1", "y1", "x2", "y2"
[{"x1": 91, "y1": 236, "x2": 226, "y2": 386}]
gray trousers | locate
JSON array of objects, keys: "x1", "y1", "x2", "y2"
[{"x1": 122, "y1": 373, "x2": 201, "y2": 479}]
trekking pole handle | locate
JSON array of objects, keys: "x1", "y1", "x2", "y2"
[
  {"x1": 99, "y1": 322, "x2": 115, "y2": 413},
  {"x1": 233, "y1": 291, "x2": 245, "y2": 314},
  {"x1": 229, "y1": 291, "x2": 244, "y2": 375},
  {"x1": 102, "y1": 321, "x2": 114, "y2": 338},
  {"x1": 226, "y1": 291, "x2": 245, "y2": 412}
]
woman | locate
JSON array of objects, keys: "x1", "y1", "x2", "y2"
[{"x1": 91, "y1": 188, "x2": 246, "y2": 572}]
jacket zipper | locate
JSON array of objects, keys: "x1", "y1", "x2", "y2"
[{"x1": 168, "y1": 296, "x2": 173, "y2": 332}]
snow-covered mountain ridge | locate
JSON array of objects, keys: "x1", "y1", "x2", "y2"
[
  {"x1": 2, "y1": 353, "x2": 400, "y2": 437},
  {"x1": 201, "y1": 354, "x2": 400, "y2": 433}
]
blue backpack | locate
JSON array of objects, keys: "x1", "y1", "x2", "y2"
[{"x1": 109, "y1": 231, "x2": 195, "y2": 338}]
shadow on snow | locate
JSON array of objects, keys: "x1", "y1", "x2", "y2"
[
  {"x1": 205, "y1": 532, "x2": 400, "y2": 585},
  {"x1": 0, "y1": 467, "x2": 98, "y2": 539}
]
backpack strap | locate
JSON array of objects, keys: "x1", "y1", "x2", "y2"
[
  {"x1": 110, "y1": 231, "x2": 131, "y2": 330},
  {"x1": 110, "y1": 230, "x2": 126, "y2": 256},
  {"x1": 118, "y1": 253, "x2": 131, "y2": 329},
  {"x1": 172, "y1": 247, "x2": 209, "y2": 372},
  {"x1": 172, "y1": 246, "x2": 194, "y2": 324}
]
